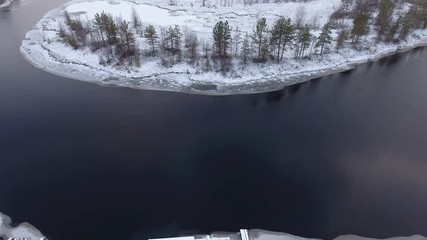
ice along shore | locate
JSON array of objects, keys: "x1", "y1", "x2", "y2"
[{"x1": 20, "y1": 0, "x2": 427, "y2": 95}]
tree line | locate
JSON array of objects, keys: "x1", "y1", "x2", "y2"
[{"x1": 57, "y1": 0, "x2": 427, "y2": 74}]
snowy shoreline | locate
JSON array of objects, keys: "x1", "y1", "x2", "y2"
[
  {"x1": 20, "y1": 0, "x2": 427, "y2": 95},
  {"x1": 0, "y1": 212, "x2": 45, "y2": 240}
]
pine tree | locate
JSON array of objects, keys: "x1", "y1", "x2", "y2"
[
  {"x1": 58, "y1": 23, "x2": 79, "y2": 49},
  {"x1": 58, "y1": 23, "x2": 67, "y2": 40},
  {"x1": 201, "y1": 40, "x2": 213, "y2": 72},
  {"x1": 165, "y1": 25, "x2": 182, "y2": 53},
  {"x1": 173, "y1": 25, "x2": 183, "y2": 53},
  {"x1": 96, "y1": 12, "x2": 117, "y2": 46},
  {"x1": 144, "y1": 24, "x2": 158, "y2": 55},
  {"x1": 61, "y1": 11, "x2": 91, "y2": 49},
  {"x1": 163, "y1": 25, "x2": 182, "y2": 65},
  {"x1": 63, "y1": 11, "x2": 89, "y2": 47},
  {"x1": 351, "y1": 11, "x2": 370, "y2": 44},
  {"x1": 213, "y1": 20, "x2": 225, "y2": 57},
  {"x1": 316, "y1": 21, "x2": 332, "y2": 55},
  {"x1": 295, "y1": 24, "x2": 312, "y2": 59},
  {"x1": 213, "y1": 20, "x2": 232, "y2": 58},
  {"x1": 270, "y1": 17, "x2": 295, "y2": 61},
  {"x1": 117, "y1": 20, "x2": 135, "y2": 58},
  {"x1": 222, "y1": 21, "x2": 232, "y2": 57},
  {"x1": 375, "y1": 0, "x2": 395, "y2": 40},
  {"x1": 131, "y1": 7, "x2": 143, "y2": 37},
  {"x1": 166, "y1": 26, "x2": 174, "y2": 50},
  {"x1": 64, "y1": 11, "x2": 74, "y2": 30},
  {"x1": 134, "y1": 54, "x2": 141, "y2": 67},
  {"x1": 93, "y1": 12, "x2": 107, "y2": 47},
  {"x1": 412, "y1": 0, "x2": 427, "y2": 29},
  {"x1": 336, "y1": 25, "x2": 349, "y2": 52},
  {"x1": 232, "y1": 26, "x2": 242, "y2": 57},
  {"x1": 386, "y1": 17, "x2": 401, "y2": 42},
  {"x1": 399, "y1": 6, "x2": 417, "y2": 40},
  {"x1": 251, "y1": 17, "x2": 269, "y2": 62},
  {"x1": 240, "y1": 32, "x2": 251, "y2": 65},
  {"x1": 184, "y1": 30, "x2": 199, "y2": 64},
  {"x1": 308, "y1": 35, "x2": 318, "y2": 58}
]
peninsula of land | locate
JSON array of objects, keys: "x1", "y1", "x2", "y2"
[{"x1": 20, "y1": 0, "x2": 427, "y2": 94}]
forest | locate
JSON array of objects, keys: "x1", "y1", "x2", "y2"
[{"x1": 57, "y1": 0, "x2": 427, "y2": 75}]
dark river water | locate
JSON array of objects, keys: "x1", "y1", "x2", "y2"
[{"x1": 1, "y1": 1, "x2": 427, "y2": 240}]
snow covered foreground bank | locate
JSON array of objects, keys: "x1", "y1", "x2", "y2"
[
  {"x1": 0, "y1": 211, "x2": 426, "y2": 240},
  {"x1": 176, "y1": 230, "x2": 427, "y2": 240},
  {"x1": 20, "y1": 0, "x2": 427, "y2": 95},
  {"x1": 0, "y1": 212, "x2": 45, "y2": 239},
  {"x1": 248, "y1": 230, "x2": 427, "y2": 240}
]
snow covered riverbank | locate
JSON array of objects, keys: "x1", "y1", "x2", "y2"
[
  {"x1": 0, "y1": 212, "x2": 45, "y2": 240},
  {"x1": 20, "y1": 0, "x2": 427, "y2": 95},
  {"x1": 166, "y1": 230, "x2": 427, "y2": 240},
  {"x1": 1, "y1": 211, "x2": 426, "y2": 240}
]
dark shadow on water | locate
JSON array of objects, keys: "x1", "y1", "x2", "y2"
[
  {"x1": 288, "y1": 83, "x2": 302, "y2": 93},
  {"x1": 308, "y1": 76, "x2": 323, "y2": 88},
  {"x1": 249, "y1": 94, "x2": 259, "y2": 107},
  {"x1": 366, "y1": 61, "x2": 375, "y2": 69},
  {"x1": 340, "y1": 68, "x2": 354, "y2": 75},
  {"x1": 413, "y1": 46, "x2": 425, "y2": 52},
  {"x1": 386, "y1": 53, "x2": 402, "y2": 66},
  {"x1": 266, "y1": 89, "x2": 285, "y2": 103},
  {"x1": 0, "y1": 7, "x2": 10, "y2": 13}
]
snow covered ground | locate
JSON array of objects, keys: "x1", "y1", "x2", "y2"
[
  {"x1": 211, "y1": 230, "x2": 427, "y2": 240},
  {"x1": 161, "y1": 229, "x2": 426, "y2": 240},
  {"x1": 20, "y1": 0, "x2": 427, "y2": 94},
  {"x1": 251, "y1": 230, "x2": 427, "y2": 240},
  {"x1": 0, "y1": 212, "x2": 46, "y2": 240},
  {"x1": 0, "y1": 0, "x2": 15, "y2": 8},
  {"x1": 334, "y1": 235, "x2": 427, "y2": 240},
  {"x1": 1, "y1": 212, "x2": 426, "y2": 240},
  {"x1": 250, "y1": 229, "x2": 322, "y2": 240}
]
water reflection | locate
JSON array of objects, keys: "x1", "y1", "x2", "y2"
[
  {"x1": 266, "y1": 90, "x2": 285, "y2": 103},
  {"x1": 386, "y1": 53, "x2": 402, "y2": 66}
]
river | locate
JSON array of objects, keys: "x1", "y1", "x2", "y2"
[{"x1": 1, "y1": 1, "x2": 427, "y2": 240}]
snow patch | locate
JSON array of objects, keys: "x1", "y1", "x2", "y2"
[
  {"x1": 0, "y1": 212, "x2": 46, "y2": 240},
  {"x1": 334, "y1": 235, "x2": 427, "y2": 240},
  {"x1": 65, "y1": 1, "x2": 198, "y2": 27},
  {"x1": 251, "y1": 229, "x2": 322, "y2": 240}
]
